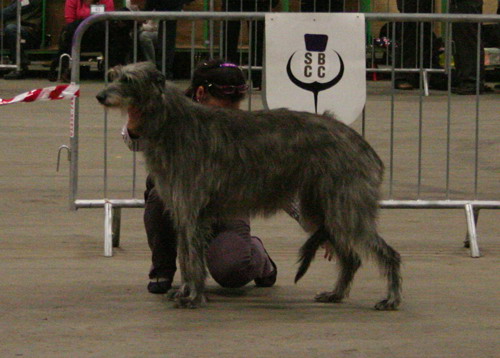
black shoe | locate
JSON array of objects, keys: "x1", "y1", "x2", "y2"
[
  {"x1": 394, "y1": 79, "x2": 415, "y2": 90},
  {"x1": 255, "y1": 260, "x2": 277, "y2": 287},
  {"x1": 147, "y1": 277, "x2": 173, "y2": 294},
  {"x1": 4, "y1": 70, "x2": 26, "y2": 80}
]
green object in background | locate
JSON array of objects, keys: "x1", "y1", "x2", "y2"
[
  {"x1": 282, "y1": 0, "x2": 289, "y2": 12},
  {"x1": 360, "y1": 0, "x2": 372, "y2": 45}
]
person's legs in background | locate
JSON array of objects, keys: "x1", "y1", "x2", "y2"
[
  {"x1": 395, "y1": 0, "x2": 437, "y2": 90},
  {"x1": 156, "y1": 19, "x2": 178, "y2": 79},
  {"x1": 450, "y1": 0, "x2": 486, "y2": 94},
  {"x1": 221, "y1": 2, "x2": 242, "y2": 65},
  {"x1": 222, "y1": 0, "x2": 278, "y2": 88},
  {"x1": 138, "y1": 30, "x2": 158, "y2": 64},
  {"x1": 3, "y1": 24, "x2": 38, "y2": 79}
]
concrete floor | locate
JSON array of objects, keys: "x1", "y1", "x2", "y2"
[{"x1": 0, "y1": 77, "x2": 499, "y2": 357}]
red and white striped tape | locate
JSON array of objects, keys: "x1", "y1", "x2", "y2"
[{"x1": 0, "y1": 84, "x2": 80, "y2": 106}]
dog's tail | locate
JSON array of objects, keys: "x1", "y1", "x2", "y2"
[{"x1": 295, "y1": 226, "x2": 330, "y2": 283}]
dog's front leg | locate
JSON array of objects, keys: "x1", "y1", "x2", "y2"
[{"x1": 173, "y1": 222, "x2": 209, "y2": 308}]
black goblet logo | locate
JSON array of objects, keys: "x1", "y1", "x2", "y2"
[{"x1": 286, "y1": 34, "x2": 344, "y2": 114}]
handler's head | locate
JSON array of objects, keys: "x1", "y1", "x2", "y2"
[{"x1": 186, "y1": 59, "x2": 248, "y2": 109}]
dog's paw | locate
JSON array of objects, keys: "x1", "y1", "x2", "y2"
[
  {"x1": 175, "y1": 296, "x2": 202, "y2": 309},
  {"x1": 374, "y1": 298, "x2": 400, "y2": 311},
  {"x1": 314, "y1": 291, "x2": 344, "y2": 303},
  {"x1": 171, "y1": 285, "x2": 207, "y2": 309}
]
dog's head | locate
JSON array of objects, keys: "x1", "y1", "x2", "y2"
[{"x1": 96, "y1": 62, "x2": 166, "y2": 109}]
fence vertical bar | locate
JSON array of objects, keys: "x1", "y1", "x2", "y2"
[
  {"x1": 161, "y1": 21, "x2": 166, "y2": 75},
  {"x1": 389, "y1": 21, "x2": 396, "y2": 198},
  {"x1": 445, "y1": 21, "x2": 452, "y2": 200},
  {"x1": 474, "y1": 23, "x2": 481, "y2": 199},
  {"x1": 417, "y1": 21, "x2": 424, "y2": 198},
  {"x1": 103, "y1": 21, "x2": 110, "y2": 198},
  {"x1": 131, "y1": 21, "x2": 138, "y2": 198},
  {"x1": 361, "y1": 107, "x2": 366, "y2": 138},
  {"x1": 191, "y1": 20, "x2": 196, "y2": 76},
  {"x1": 248, "y1": 19, "x2": 253, "y2": 110},
  {"x1": 209, "y1": 0, "x2": 214, "y2": 57},
  {"x1": 133, "y1": 21, "x2": 138, "y2": 63},
  {"x1": 15, "y1": 0, "x2": 21, "y2": 71}
]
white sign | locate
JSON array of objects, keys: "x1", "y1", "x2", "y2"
[
  {"x1": 91, "y1": 4, "x2": 106, "y2": 14},
  {"x1": 264, "y1": 13, "x2": 366, "y2": 124}
]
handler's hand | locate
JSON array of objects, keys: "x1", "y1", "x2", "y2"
[{"x1": 321, "y1": 242, "x2": 334, "y2": 261}]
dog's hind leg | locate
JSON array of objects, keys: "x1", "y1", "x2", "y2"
[
  {"x1": 368, "y1": 234, "x2": 402, "y2": 310},
  {"x1": 314, "y1": 237, "x2": 362, "y2": 303}
]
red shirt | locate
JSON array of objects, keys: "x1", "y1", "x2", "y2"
[{"x1": 64, "y1": 0, "x2": 115, "y2": 24}]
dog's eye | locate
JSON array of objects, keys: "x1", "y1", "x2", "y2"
[{"x1": 120, "y1": 76, "x2": 133, "y2": 84}]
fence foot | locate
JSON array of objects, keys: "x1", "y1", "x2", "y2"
[
  {"x1": 112, "y1": 207, "x2": 121, "y2": 248},
  {"x1": 464, "y1": 204, "x2": 481, "y2": 258},
  {"x1": 104, "y1": 202, "x2": 113, "y2": 257},
  {"x1": 423, "y1": 70, "x2": 429, "y2": 96}
]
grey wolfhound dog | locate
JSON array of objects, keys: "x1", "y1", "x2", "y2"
[{"x1": 96, "y1": 62, "x2": 402, "y2": 310}]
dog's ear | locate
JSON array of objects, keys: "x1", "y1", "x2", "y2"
[{"x1": 107, "y1": 66, "x2": 122, "y2": 82}]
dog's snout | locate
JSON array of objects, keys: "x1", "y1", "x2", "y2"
[{"x1": 96, "y1": 92, "x2": 106, "y2": 104}]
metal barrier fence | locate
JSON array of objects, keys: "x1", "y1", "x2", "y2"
[{"x1": 65, "y1": 11, "x2": 499, "y2": 257}]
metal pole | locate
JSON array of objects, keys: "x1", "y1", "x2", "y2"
[
  {"x1": 209, "y1": 0, "x2": 214, "y2": 57},
  {"x1": 417, "y1": 21, "x2": 424, "y2": 198},
  {"x1": 15, "y1": 0, "x2": 21, "y2": 71},
  {"x1": 248, "y1": 20, "x2": 253, "y2": 109},
  {"x1": 191, "y1": 21, "x2": 196, "y2": 75},
  {"x1": 389, "y1": 21, "x2": 396, "y2": 198},
  {"x1": 104, "y1": 21, "x2": 109, "y2": 198},
  {"x1": 445, "y1": 22, "x2": 452, "y2": 200},
  {"x1": 474, "y1": 23, "x2": 481, "y2": 199}
]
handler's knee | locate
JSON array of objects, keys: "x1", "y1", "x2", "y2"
[{"x1": 206, "y1": 231, "x2": 265, "y2": 288}]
